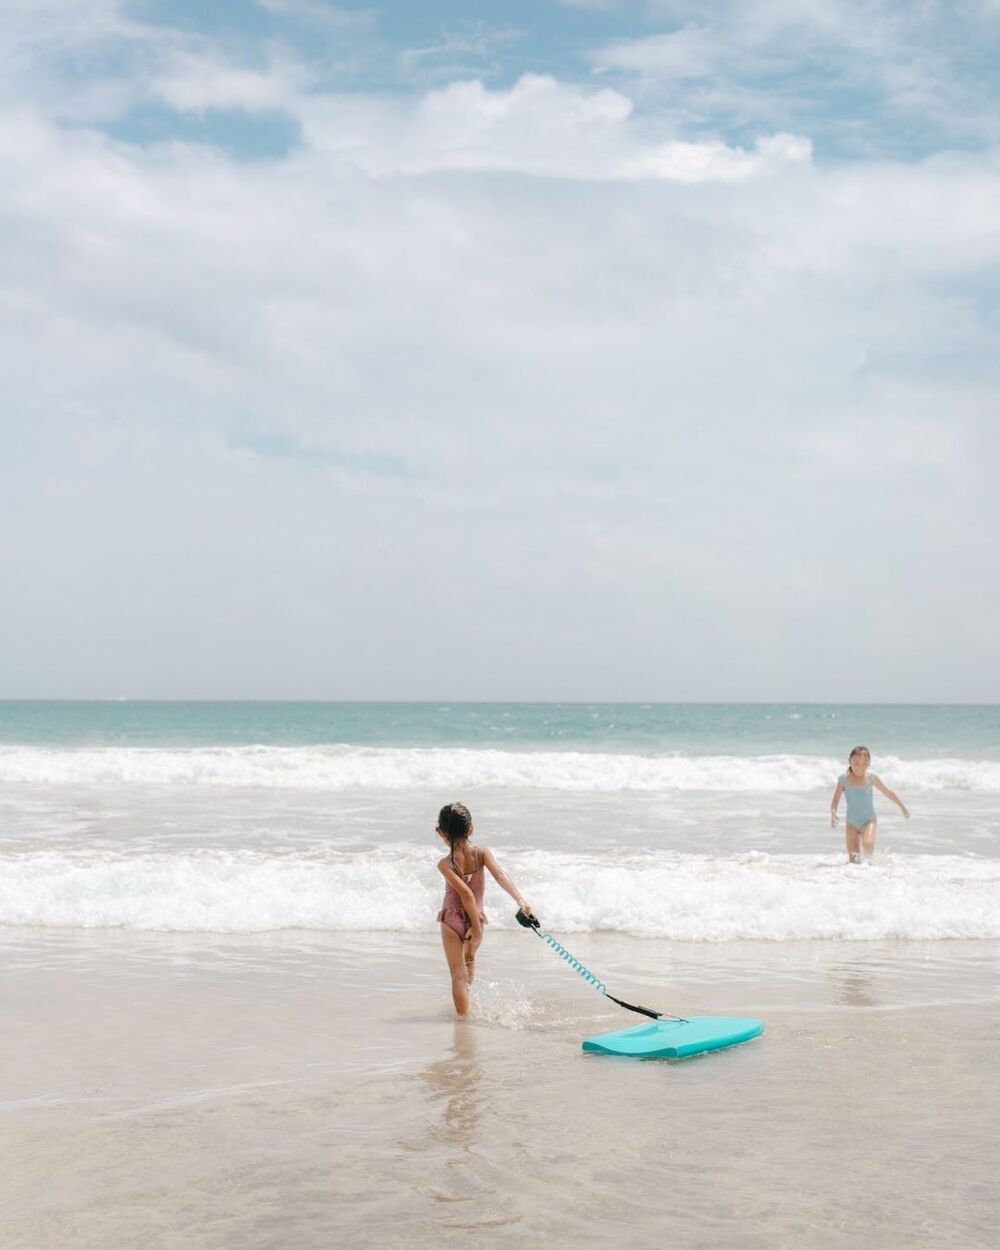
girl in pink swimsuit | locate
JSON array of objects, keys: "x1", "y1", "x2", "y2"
[{"x1": 435, "y1": 802, "x2": 532, "y2": 1017}]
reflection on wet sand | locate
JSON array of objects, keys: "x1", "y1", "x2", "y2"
[
  {"x1": 420, "y1": 1022, "x2": 486, "y2": 1153},
  {"x1": 416, "y1": 1023, "x2": 522, "y2": 1233},
  {"x1": 832, "y1": 962, "x2": 879, "y2": 1008}
]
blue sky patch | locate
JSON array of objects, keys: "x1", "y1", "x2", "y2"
[
  {"x1": 106, "y1": 103, "x2": 301, "y2": 159},
  {"x1": 23, "y1": 0, "x2": 999, "y2": 161}
]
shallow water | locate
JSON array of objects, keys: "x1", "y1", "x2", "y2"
[
  {"x1": 3, "y1": 782, "x2": 998, "y2": 939},
  {"x1": 2, "y1": 930, "x2": 997, "y2": 1250}
]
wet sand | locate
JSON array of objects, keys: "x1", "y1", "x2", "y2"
[{"x1": 2, "y1": 929, "x2": 998, "y2": 1249}]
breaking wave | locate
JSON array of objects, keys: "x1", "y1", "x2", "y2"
[
  {"x1": 2, "y1": 746, "x2": 1000, "y2": 792},
  {"x1": 1, "y1": 847, "x2": 997, "y2": 939}
]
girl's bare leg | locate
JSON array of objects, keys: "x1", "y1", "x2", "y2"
[
  {"x1": 860, "y1": 819, "x2": 877, "y2": 857},
  {"x1": 464, "y1": 930, "x2": 482, "y2": 983},
  {"x1": 845, "y1": 823, "x2": 862, "y2": 864},
  {"x1": 440, "y1": 924, "x2": 471, "y2": 1016}
]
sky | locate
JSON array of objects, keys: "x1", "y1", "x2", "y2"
[{"x1": 1, "y1": 0, "x2": 998, "y2": 701}]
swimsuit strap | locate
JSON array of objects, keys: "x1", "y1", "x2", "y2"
[{"x1": 453, "y1": 846, "x2": 481, "y2": 878}]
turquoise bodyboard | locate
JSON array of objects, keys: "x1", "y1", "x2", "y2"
[{"x1": 582, "y1": 1015, "x2": 763, "y2": 1059}]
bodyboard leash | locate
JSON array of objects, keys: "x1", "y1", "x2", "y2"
[{"x1": 514, "y1": 909, "x2": 687, "y2": 1023}]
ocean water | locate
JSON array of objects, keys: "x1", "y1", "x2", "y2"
[
  {"x1": 4, "y1": 698, "x2": 1000, "y2": 752},
  {"x1": 1, "y1": 701, "x2": 999, "y2": 939},
  {"x1": 3, "y1": 703, "x2": 999, "y2": 1248}
]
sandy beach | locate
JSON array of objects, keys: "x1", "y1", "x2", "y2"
[{"x1": 3, "y1": 928, "x2": 997, "y2": 1250}]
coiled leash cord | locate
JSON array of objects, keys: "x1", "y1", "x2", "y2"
[{"x1": 515, "y1": 910, "x2": 687, "y2": 1023}]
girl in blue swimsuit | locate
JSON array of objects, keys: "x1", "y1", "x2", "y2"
[{"x1": 831, "y1": 746, "x2": 909, "y2": 863}]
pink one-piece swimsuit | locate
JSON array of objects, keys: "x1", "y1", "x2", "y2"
[{"x1": 437, "y1": 851, "x2": 488, "y2": 939}]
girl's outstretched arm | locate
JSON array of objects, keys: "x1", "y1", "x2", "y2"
[
  {"x1": 873, "y1": 775, "x2": 910, "y2": 818},
  {"x1": 481, "y1": 848, "x2": 531, "y2": 916},
  {"x1": 830, "y1": 780, "x2": 844, "y2": 827},
  {"x1": 437, "y1": 859, "x2": 483, "y2": 935}
]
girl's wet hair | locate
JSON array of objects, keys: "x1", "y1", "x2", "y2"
[
  {"x1": 848, "y1": 745, "x2": 870, "y2": 773},
  {"x1": 438, "y1": 802, "x2": 472, "y2": 868}
]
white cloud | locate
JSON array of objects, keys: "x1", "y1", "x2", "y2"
[
  {"x1": 619, "y1": 130, "x2": 810, "y2": 181},
  {"x1": 0, "y1": 8, "x2": 998, "y2": 696},
  {"x1": 0, "y1": 0, "x2": 152, "y2": 120},
  {"x1": 296, "y1": 74, "x2": 810, "y2": 181},
  {"x1": 399, "y1": 19, "x2": 523, "y2": 74},
  {"x1": 594, "y1": 1, "x2": 1000, "y2": 148},
  {"x1": 593, "y1": 26, "x2": 719, "y2": 77},
  {"x1": 150, "y1": 51, "x2": 310, "y2": 113}
]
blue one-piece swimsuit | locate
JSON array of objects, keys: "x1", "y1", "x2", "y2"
[{"x1": 840, "y1": 773, "x2": 876, "y2": 827}]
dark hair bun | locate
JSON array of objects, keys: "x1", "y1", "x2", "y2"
[{"x1": 438, "y1": 802, "x2": 472, "y2": 842}]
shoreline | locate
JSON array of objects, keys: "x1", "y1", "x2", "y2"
[{"x1": 3, "y1": 928, "x2": 998, "y2": 1248}]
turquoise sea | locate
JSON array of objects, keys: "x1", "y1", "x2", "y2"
[
  {"x1": 1, "y1": 701, "x2": 998, "y2": 938},
  {"x1": 3, "y1": 699, "x2": 1000, "y2": 753}
]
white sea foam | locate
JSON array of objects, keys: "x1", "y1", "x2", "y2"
[
  {"x1": 1, "y1": 847, "x2": 997, "y2": 939},
  {"x1": 2, "y1": 746, "x2": 1000, "y2": 792}
]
